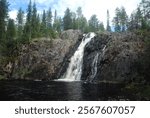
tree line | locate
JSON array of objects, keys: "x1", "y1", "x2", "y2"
[
  {"x1": 112, "y1": 0, "x2": 150, "y2": 32},
  {"x1": 1, "y1": 0, "x2": 150, "y2": 42}
]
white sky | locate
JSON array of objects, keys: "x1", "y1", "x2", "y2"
[{"x1": 9, "y1": 0, "x2": 141, "y2": 27}]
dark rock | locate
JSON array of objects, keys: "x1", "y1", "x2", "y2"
[
  {"x1": 82, "y1": 32, "x2": 145, "y2": 83},
  {"x1": 12, "y1": 30, "x2": 83, "y2": 80}
]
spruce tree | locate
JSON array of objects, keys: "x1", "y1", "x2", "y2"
[
  {"x1": 99, "y1": 22, "x2": 105, "y2": 32},
  {"x1": 80, "y1": 16, "x2": 88, "y2": 32},
  {"x1": 47, "y1": 8, "x2": 52, "y2": 29},
  {"x1": 23, "y1": 0, "x2": 32, "y2": 44},
  {"x1": 88, "y1": 14, "x2": 99, "y2": 32},
  {"x1": 6, "y1": 19, "x2": 16, "y2": 39},
  {"x1": 120, "y1": 7, "x2": 128, "y2": 31},
  {"x1": 40, "y1": 10, "x2": 48, "y2": 37},
  {"x1": 16, "y1": 8, "x2": 24, "y2": 40},
  {"x1": 23, "y1": 0, "x2": 32, "y2": 43},
  {"x1": 63, "y1": 8, "x2": 72, "y2": 30},
  {"x1": 53, "y1": 10, "x2": 62, "y2": 33},
  {"x1": 71, "y1": 12, "x2": 77, "y2": 30},
  {"x1": 31, "y1": 2, "x2": 38, "y2": 38},
  {"x1": 0, "y1": 0, "x2": 9, "y2": 40},
  {"x1": 113, "y1": 8, "x2": 121, "y2": 32}
]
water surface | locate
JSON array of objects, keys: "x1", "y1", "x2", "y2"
[{"x1": 0, "y1": 80, "x2": 136, "y2": 101}]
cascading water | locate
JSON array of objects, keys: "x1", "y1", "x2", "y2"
[
  {"x1": 90, "y1": 53, "x2": 99, "y2": 81},
  {"x1": 59, "y1": 32, "x2": 96, "y2": 81},
  {"x1": 89, "y1": 45, "x2": 106, "y2": 82}
]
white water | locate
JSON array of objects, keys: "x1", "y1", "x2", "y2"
[
  {"x1": 58, "y1": 32, "x2": 96, "y2": 81},
  {"x1": 89, "y1": 45, "x2": 107, "y2": 81},
  {"x1": 90, "y1": 53, "x2": 99, "y2": 80}
]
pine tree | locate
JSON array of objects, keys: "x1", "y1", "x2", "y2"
[
  {"x1": 31, "y1": 2, "x2": 38, "y2": 38},
  {"x1": 135, "y1": 7, "x2": 142, "y2": 29},
  {"x1": 120, "y1": 7, "x2": 128, "y2": 31},
  {"x1": 53, "y1": 10, "x2": 57, "y2": 30},
  {"x1": 42, "y1": 10, "x2": 46, "y2": 27},
  {"x1": 127, "y1": 13, "x2": 135, "y2": 30},
  {"x1": 53, "y1": 10, "x2": 62, "y2": 33},
  {"x1": 6, "y1": 19, "x2": 16, "y2": 39},
  {"x1": 55, "y1": 17, "x2": 62, "y2": 33},
  {"x1": 0, "y1": 0, "x2": 9, "y2": 40},
  {"x1": 106, "y1": 10, "x2": 111, "y2": 32},
  {"x1": 113, "y1": 8, "x2": 121, "y2": 32},
  {"x1": 139, "y1": 0, "x2": 150, "y2": 30},
  {"x1": 47, "y1": 8, "x2": 52, "y2": 29},
  {"x1": 36, "y1": 14, "x2": 41, "y2": 37},
  {"x1": 23, "y1": 0, "x2": 32, "y2": 43},
  {"x1": 26, "y1": 0, "x2": 32, "y2": 24},
  {"x1": 99, "y1": 22, "x2": 105, "y2": 32},
  {"x1": 70, "y1": 12, "x2": 77, "y2": 30},
  {"x1": 63, "y1": 8, "x2": 72, "y2": 30},
  {"x1": 16, "y1": 8, "x2": 24, "y2": 40},
  {"x1": 88, "y1": 14, "x2": 99, "y2": 32},
  {"x1": 40, "y1": 10, "x2": 47, "y2": 37},
  {"x1": 80, "y1": 16, "x2": 88, "y2": 32}
]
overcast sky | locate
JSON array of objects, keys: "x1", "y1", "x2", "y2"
[{"x1": 8, "y1": 0, "x2": 141, "y2": 27}]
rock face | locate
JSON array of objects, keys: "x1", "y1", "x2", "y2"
[
  {"x1": 12, "y1": 29, "x2": 82, "y2": 80},
  {"x1": 1, "y1": 30, "x2": 147, "y2": 82},
  {"x1": 82, "y1": 32, "x2": 145, "y2": 82}
]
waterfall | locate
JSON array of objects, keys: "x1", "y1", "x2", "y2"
[{"x1": 59, "y1": 32, "x2": 95, "y2": 81}]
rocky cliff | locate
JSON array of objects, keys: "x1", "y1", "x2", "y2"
[
  {"x1": 82, "y1": 32, "x2": 146, "y2": 82},
  {"x1": 1, "y1": 30, "x2": 148, "y2": 83},
  {"x1": 11, "y1": 30, "x2": 82, "y2": 80}
]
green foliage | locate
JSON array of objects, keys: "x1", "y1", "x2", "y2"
[
  {"x1": 99, "y1": 22, "x2": 105, "y2": 32},
  {"x1": 113, "y1": 7, "x2": 128, "y2": 32},
  {"x1": 6, "y1": 19, "x2": 16, "y2": 39},
  {"x1": 53, "y1": 10, "x2": 63, "y2": 34},
  {"x1": 26, "y1": 0, "x2": 32, "y2": 24},
  {"x1": 128, "y1": 0, "x2": 150, "y2": 31},
  {"x1": 88, "y1": 15, "x2": 99, "y2": 32},
  {"x1": 0, "y1": 0, "x2": 9, "y2": 39},
  {"x1": 22, "y1": 0, "x2": 32, "y2": 43},
  {"x1": 63, "y1": 8, "x2": 72, "y2": 30},
  {"x1": 16, "y1": 8, "x2": 24, "y2": 39},
  {"x1": 31, "y1": 2, "x2": 38, "y2": 38},
  {"x1": 22, "y1": 23, "x2": 31, "y2": 44},
  {"x1": 47, "y1": 8, "x2": 53, "y2": 29}
]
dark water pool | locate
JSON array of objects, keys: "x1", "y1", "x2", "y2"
[{"x1": 0, "y1": 80, "x2": 136, "y2": 101}]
